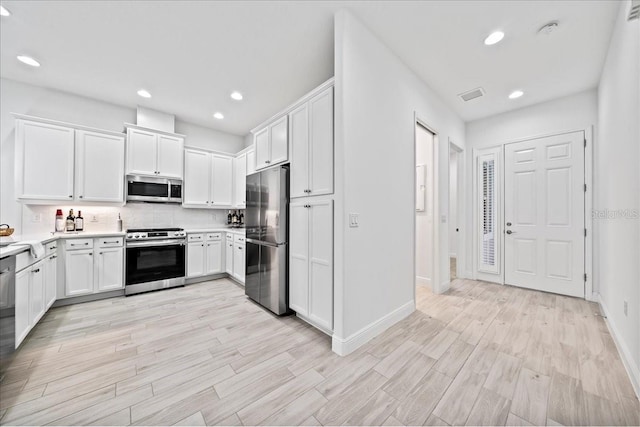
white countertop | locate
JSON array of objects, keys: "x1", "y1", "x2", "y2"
[
  {"x1": 0, "y1": 231, "x2": 126, "y2": 259},
  {"x1": 185, "y1": 228, "x2": 246, "y2": 236}
]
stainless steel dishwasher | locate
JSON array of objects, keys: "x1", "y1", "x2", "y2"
[{"x1": 0, "y1": 255, "x2": 16, "y2": 362}]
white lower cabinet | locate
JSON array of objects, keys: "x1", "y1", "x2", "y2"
[
  {"x1": 206, "y1": 240, "x2": 223, "y2": 275},
  {"x1": 187, "y1": 240, "x2": 206, "y2": 278},
  {"x1": 289, "y1": 199, "x2": 333, "y2": 332},
  {"x1": 29, "y1": 262, "x2": 45, "y2": 327},
  {"x1": 15, "y1": 269, "x2": 30, "y2": 348},
  {"x1": 233, "y1": 242, "x2": 245, "y2": 283},
  {"x1": 65, "y1": 249, "x2": 95, "y2": 296},
  {"x1": 15, "y1": 257, "x2": 51, "y2": 349},
  {"x1": 44, "y1": 253, "x2": 57, "y2": 310},
  {"x1": 65, "y1": 237, "x2": 123, "y2": 297},
  {"x1": 225, "y1": 236, "x2": 234, "y2": 274},
  {"x1": 96, "y1": 247, "x2": 124, "y2": 291},
  {"x1": 187, "y1": 233, "x2": 223, "y2": 278}
]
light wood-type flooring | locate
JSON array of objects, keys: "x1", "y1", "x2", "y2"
[{"x1": 1, "y1": 278, "x2": 638, "y2": 426}]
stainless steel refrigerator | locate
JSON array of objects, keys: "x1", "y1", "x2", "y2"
[{"x1": 245, "y1": 165, "x2": 289, "y2": 315}]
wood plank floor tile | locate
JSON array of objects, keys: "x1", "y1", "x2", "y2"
[
  {"x1": 173, "y1": 411, "x2": 206, "y2": 426},
  {"x1": 505, "y1": 412, "x2": 533, "y2": 426},
  {"x1": 483, "y1": 351, "x2": 522, "y2": 399},
  {"x1": 432, "y1": 338, "x2": 474, "y2": 377},
  {"x1": 510, "y1": 368, "x2": 551, "y2": 426},
  {"x1": 465, "y1": 387, "x2": 511, "y2": 426},
  {"x1": 262, "y1": 389, "x2": 328, "y2": 426},
  {"x1": 432, "y1": 366, "x2": 486, "y2": 426},
  {"x1": 344, "y1": 389, "x2": 399, "y2": 426},
  {"x1": 547, "y1": 371, "x2": 588, "y2": 426},
  {"x1": 392, "y1": 368, "x2": 453, "y2": 426}
]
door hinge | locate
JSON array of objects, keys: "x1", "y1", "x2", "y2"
[
  {"x1": 584, "y1": 273, "x2": 587, "y2": 282},
  {"x1": 584, "y1": 139, "x2": 587, "y2": 147},
  {"x1": 584, "y1": 184, "x2": 587, "y2": 192},
  {"x1": 584, "y1": 228, "x2": 587, "y2": 237}
]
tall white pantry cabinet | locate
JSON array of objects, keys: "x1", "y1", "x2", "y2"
[{"x1": 254, "y1": 80, "x2": 334, "y2": 333}]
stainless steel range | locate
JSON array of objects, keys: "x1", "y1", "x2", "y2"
[{"x1": 125, "y1": 228, "x2": 186, "y2": 295}]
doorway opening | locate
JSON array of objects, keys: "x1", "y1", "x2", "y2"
[{"x1": 415, "y1": 122, "x2": 436, "y2": 292}]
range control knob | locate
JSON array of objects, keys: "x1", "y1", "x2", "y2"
[
  {"x1": 174, "y1": 231, "x2": 179, "y2": 236},
  {"x1": 135, "y1": 234, "x2": 141, "y2": 239}
]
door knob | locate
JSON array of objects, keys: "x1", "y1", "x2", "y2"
[
  {"x1": 506, "y1": 222, "x2": 512, "y2": 226},
  {"x1": 506, "y1": 230, "x2": 516, "y2": 234}
]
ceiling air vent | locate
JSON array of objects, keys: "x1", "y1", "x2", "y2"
[
  {"x1": 458, "y1": 87, "x2": 485, "y2": 102},
  {"x1": 629, "y1": 0, "x2": 640, "y2": 21}
]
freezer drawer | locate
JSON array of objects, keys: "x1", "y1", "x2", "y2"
[{"x1": 245, "y1": 242, "x2": 288, "y2": 315}]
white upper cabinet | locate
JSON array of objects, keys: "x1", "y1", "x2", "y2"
[
  {"x1": 211, "y1": 154, "x2": 233, "y2": 206},
  {"x1": 157, "y1": 134, "x2": 184, "y2": 178},
  {"x1": 254, "y1": 128, "x2": 270, "y2": 169},
  {"x1": 290, "y1": 86, "x2": 334, "y2": 198},
  {"x1": 75, "y1": 130, "x2": 125, "y2": 202},
  {"x1": 234, "y1": 153, "x2": 247, "y2": 208},
  {"x1": 308, "y1": 87, "x2": 334, "y2": 196},
  {"x1": 126, "y1": 125, "x2": 184, "y2": 178},
  {"x1": 290, "y1": 103, "x2": 309, "y2": 199},
  {"x1": 183, "y1": 149, "x2": 233, "y2": 209},
  {"x1": 15, "y1": 119, "x2": 75, "y2": 201},
  {"x1": 254, "y1": 116, "x2": 289, "y2": 171},
  {"x1": 183, "y1": 149, "x2": 210, "y2": 207},
  {"x1": 246, "y1": 148, "x2": 256, "y2": 176},
  {"x1": 126, "y1": 128, "x2": 157, "y2": 176},
  {"x1": 15, "y1": 116, "x2": 126, "y2": 204},
  {"x1": 270, "y1": 116, "x2": 289, "y2": 165}
]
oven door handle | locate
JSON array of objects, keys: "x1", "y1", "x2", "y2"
[{"x1": 126, "y1": 239, "x2": 186, "y2": 248}]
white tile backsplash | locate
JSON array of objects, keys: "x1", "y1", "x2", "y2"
[{"x1": 22, "y1": 203, "x2": 237, "y2": 235}]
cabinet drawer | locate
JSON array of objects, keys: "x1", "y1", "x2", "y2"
[
  {"x1": 16, "y1": 251, "x2": 36, "y2": 272},
  {"x1": 98, "y1": 237, "x2": 124, "y2": 248},
  {"x1": 188, "y1": 234, "x2": 204, "y2": 242},
  {"x1": 45, "y1": 241, "x2": 58, "y2": 256},
  {"x1": 65, "y1": 239, "x2": 93, "y2": 250},
  {"x1": 234, "y1": 235, "x2": 245, "y2": 244},
  {"x1": 206, "y1": 232, "x2": 222, "y2": 241}
]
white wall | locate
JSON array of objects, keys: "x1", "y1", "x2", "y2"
[
  {"x1": 449, "y1": 148, "x2": 458, "y2": 257},
  {"x1": 596, "y1": 0, "x2": 639, "y2": 394},
  {"x1": 0, "y1": 78, "x2": 245, "y2": 236},
  {"x1": 416, "y1": 125, "x2": 435, "y2": 286},
  {"x1": 333, "y1": 11, "x2": 466, "y2": 353},
  {"x1": 465, "y1": 89, "x2": 598, "y2": 279}
]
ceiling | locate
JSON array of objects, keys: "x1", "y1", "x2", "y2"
[{"x1": 0, "y1": 1, "x2": 619, "y2": 136}]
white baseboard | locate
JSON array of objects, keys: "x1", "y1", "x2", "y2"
[
  {"x1": 596, "y1": 294, "x2": 640, "y2": 399},
  {"x1": 331, "y1": 300, "x2": 415, "y2": 356},
  {"x1": 416, "y1": 276, "x2": 431, "y2": 287}
]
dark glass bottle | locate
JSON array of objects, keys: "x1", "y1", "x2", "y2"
[
  {"x1": 75, "y1": 210, "x2": 84, "y2": 231},
  {"x1": 66, "y1": 209, "x2": 75, "y2": 232}
]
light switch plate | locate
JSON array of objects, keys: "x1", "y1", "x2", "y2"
[{"x1": 349, "y1": 213, "x2": 359, "y2": 227}]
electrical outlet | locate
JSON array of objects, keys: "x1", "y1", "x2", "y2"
[
  {"x1": 624, "y1": 301, "x2": 628, "y2": 316},
  {"x1": 349, "y1": 213, "x2": 359, "y2": 228},
  {"x1": 90, "y1": 215, "x2": 99, "y2": 222},
  {"x1": 31, "y1": 213, "x2": 41, "y2": 222}
]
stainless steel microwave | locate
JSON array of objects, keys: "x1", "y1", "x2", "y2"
[{"x1": 126, "y1": 175, "x2": 182, "y2": 203}]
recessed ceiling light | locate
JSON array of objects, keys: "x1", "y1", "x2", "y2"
[
  {"x1": 0, "y1": 5, "x2": 11, "y2": 16},
  {"x1": 213, "y1": 112, "x2": 224, "y2": 120},
  {"x1": 484, "y1": 31, "x2": 505, "y2": 46},
  {"x1": 137, "y1": 89, "x2": 152, "y2": 98},
  {"x1": 509, "y1": 90, "x2": 524, "y2": 99},
  {"x1": 230, "y1": 91, "x2": 243, "y2": 101},
  {"x1": 17, "y1": 55, "x2": 40, "y2": 67}
]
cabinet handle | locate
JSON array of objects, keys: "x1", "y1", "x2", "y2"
[
  {"x1": 103, "y1": 240, "x2": 119, "y2": 244},
  {"x1": 71, "y1": 243, "x2": 89, "y2": 246},
  {"x1": 79, "y1": 195, "x2": 83, "y2": 199},
  {"x1": 68, "y1": 195, "x2": 73, "y2": 198},
  {"x1": 201, "y1": 244, "x2": 204, "y2": 247},
  {"x1": 49, "y1": 246, "x2": 56, "y2": 250},
  {"x1": 50, "y1": 255, "x2": 57, "y2": 260},
  {"x1": 265, "y1": 160, "x2": 271, "y2": 164},
  {"x1": 89, "y1": 253, "x2": 92, "y2": 255},
  {"x1": 32, "y1": 268, "x2": 40, "y2": 273}
]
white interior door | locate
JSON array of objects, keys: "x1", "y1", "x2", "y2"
[{"x1": 504, "y1": 131, "x2": 585, "y2": 297}]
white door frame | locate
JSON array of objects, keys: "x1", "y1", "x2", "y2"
[
  {"x1": 413, "y1": 116, "x2": 441, "y2": 297},
  {"x1": 471, "y1": 127, "x2": 594, "y2": 300},
  {"x1": 449, "y1": 139, "x2": 464, "y2": 279}
]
